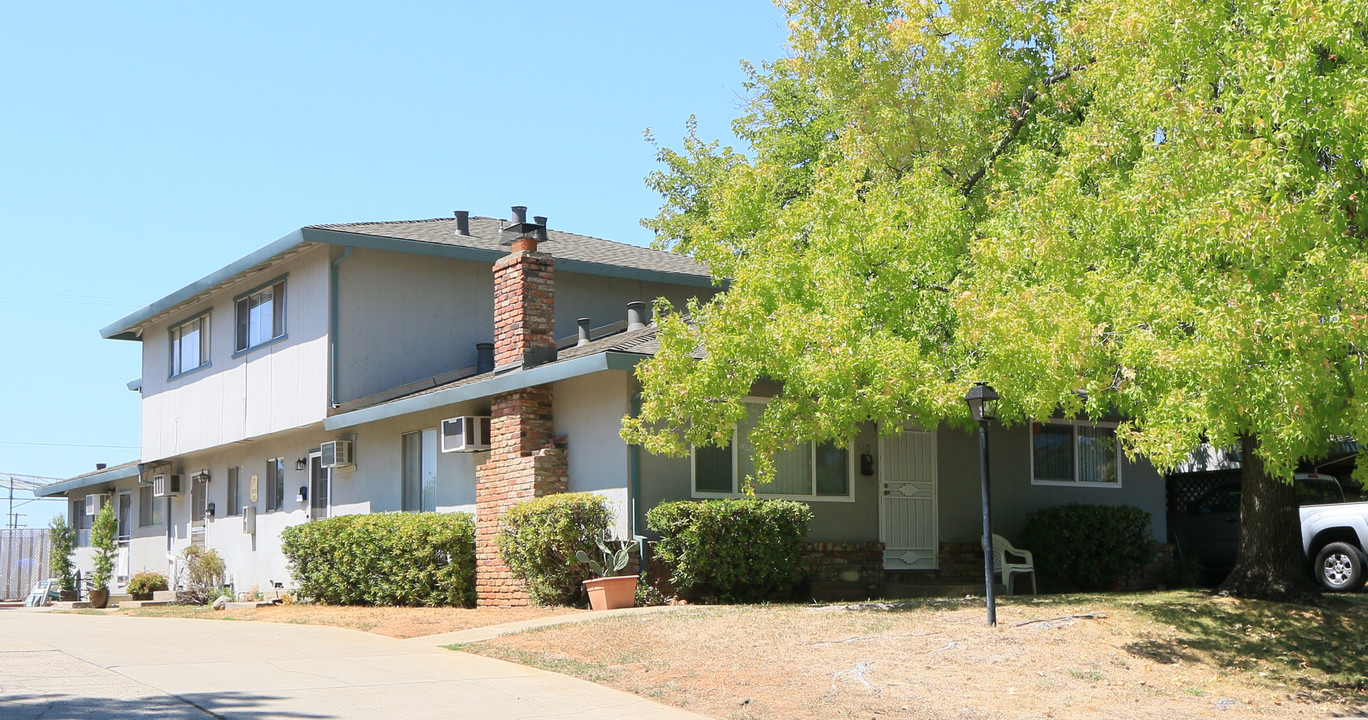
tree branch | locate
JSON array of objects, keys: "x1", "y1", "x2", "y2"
[{"x1": 960, "y1": 66, "x2": 1080, "y2": 198}]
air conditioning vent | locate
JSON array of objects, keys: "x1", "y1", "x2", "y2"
[
  {"x1": 320, "y1": 440, "x2": 352, "y2": 469},
  {"x1": 242, "y1": 506, "x2": 257, "y2": 535},
  {"x1": 441, "y1": 416, "x2": 491, "y2": 453},
  {"x1": 84, "y1": 493, "x2": 110, "y2": 516},
  {"x1": 152, "y1": 473, "x2": 183, "y2": 497}
]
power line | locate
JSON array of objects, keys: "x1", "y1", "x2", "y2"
[
  {"x1": 0, "y1": 288, "x2": 147, "y2": 304},
  {"x1": 0, "y1": 441, "x2": 138, "y2": 449}
]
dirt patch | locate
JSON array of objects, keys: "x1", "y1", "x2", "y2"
[
  {"x1": 110, "y1": 603, "x2": 583, "y2": 639},
  {"x1": 456, "y1": 591, "x2": 1368, "y2": 719}
]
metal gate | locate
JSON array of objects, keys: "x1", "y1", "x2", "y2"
[
  {"x1": 879, "y1": 426, "x2": 938, "y2": 570},
  {"x1": 1, "y1": 529, "x2": 52, "y2": 601}
]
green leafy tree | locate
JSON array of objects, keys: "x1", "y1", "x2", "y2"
[
  {"x1": 89, "y1": 501, "x2": 118, "y2": 591},
  {"x1": 625, "y1": 0, "x2": 1368, "y2": 601},
  {"x1": 47, "y1": 514, "x2": 77, "y2": 594}
]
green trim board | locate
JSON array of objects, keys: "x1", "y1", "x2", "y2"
[{"x1": 324, "y1": 351, "x2": 646, "y2": 431}]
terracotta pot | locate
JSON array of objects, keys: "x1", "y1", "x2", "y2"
[
  {"x1": 583, "y1": 575, "x2": 638, "y2": 611},
  {"x1": 88, "y1": 589, "x2": 110, "y2": 609}
]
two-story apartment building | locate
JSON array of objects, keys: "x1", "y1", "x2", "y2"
[{"x1": 42, "y1": 206, "x2": 1168, "y2": 604}]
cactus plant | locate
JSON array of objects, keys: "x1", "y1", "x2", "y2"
[{"x1": 574, "y1": 539, "x2": 638, "y2": 578}]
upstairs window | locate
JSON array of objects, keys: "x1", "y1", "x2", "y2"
[
  {"x1": 169, "y1": 313, "x2": 210, "y2": 377},
  {"x1": 235, "y1": 279, "x2": 285, "y2": 352},
  {"x1": 1030, "y1": 420, "x2": 1122, "y2": 486},
  {"x1": 691, "y1": 399, "x2": 853, "y2": 501}
]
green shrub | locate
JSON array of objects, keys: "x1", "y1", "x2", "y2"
[
  {"x1": 1018, "y1": 504, "x2": 1156, "y2": 591},
  {"x1": 498, "y1": 493, "x2": 614, "y2": 606},
  {"x1": 89, "y1": 502, "x2": 118, "y2": 591},
  {"x1": 48, "y1": 515, "x2": 76, "y2": 593},
  {"x1": 647, "y1": 499, "x2": 812, "y2": 603},
  {"x1": 127, "y1": 571, "x2": 168, "y2": 596},
  {"x1": 281, "y1": 512, "x2": 475, "y2": 607}
]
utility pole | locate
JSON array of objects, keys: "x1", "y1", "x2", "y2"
[{"x1": 1, "y1": 473, "x2": 64, "y2": 529}]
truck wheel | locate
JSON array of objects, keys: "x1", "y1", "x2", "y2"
[{"x1": 1314, "y1": 542, "x2": 1367, "y2": 592}]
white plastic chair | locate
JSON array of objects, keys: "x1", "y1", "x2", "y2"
[{"x1": 989, "y1": 534, "x2": 1037, "y2": 595}]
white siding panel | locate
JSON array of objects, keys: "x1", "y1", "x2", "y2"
[{"x1": 140, "y1": 246, "x2": 331, "y2": 461}]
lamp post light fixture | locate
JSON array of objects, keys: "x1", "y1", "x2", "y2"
[{"x1": 965, "y1": 381, "x2": 1000, "y2": 627}]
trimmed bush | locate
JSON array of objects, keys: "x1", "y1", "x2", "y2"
[
  {"x1": 1018, "y1": 504, "x2": 1156, "y2": 591},
  {"x1": 647, "y1": 499, "x2": 812, "y2": 603},
  {"x1": 281, "y1": 512, "x2": 475, "y2": 607},
  {"x1": 127, "y1": 571, "x2": 168, "y2": 597},
  {"x1": 498, "y1": 493, "x2": 614, "y2": 606}
]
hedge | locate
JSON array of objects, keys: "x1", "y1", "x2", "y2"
[
  {"x1": 647, "y1": 499, "x2": 812, "y2": 602},
  {"x1": 1018, "y1": 503, "x2": 1156, "y2": 591},
  {"x1": 498, "y1": 493, "x2": 613, "y2": 606},
  {"x1": 281, "y1": 512, "x2": 475, "y2": 606}
]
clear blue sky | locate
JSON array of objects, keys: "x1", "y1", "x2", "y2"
[{"x1": 0, "y1": 2, "x2": 788, "y2": 526}]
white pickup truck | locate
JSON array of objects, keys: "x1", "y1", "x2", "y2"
[
  {"x1": 1168, "y1": 473, "x2": 1368, "y2": 591},
  {"x1": 1300, "y1": 488, "x2": 1368, "y2": 592}
]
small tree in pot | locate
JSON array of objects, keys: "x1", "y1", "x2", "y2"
[
  {"x1": 574, "y1": 539, "x2": 639, "y2": 611},
  {"x1": 47, "y1": 514, "x2": 77, "y2": 601},
  {"x1": 88, "y1": 501, "x2": 118, "y2": 608}
]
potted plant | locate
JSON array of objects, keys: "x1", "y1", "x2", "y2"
[
  {"x1": 48, "y1": 514, "x2": 78, "y2": 601},
  {"x1": 127, "y1": 571, "x2": 168, "y2": 601},
  {"x1": 88, "y1": 501, "x2": 118, "y2": 608},
  {"x1": 574, "y1": 539, "x2": 639, "y2": 611}
]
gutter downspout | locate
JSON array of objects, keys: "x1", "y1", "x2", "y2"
[
  {"x1": 628, "y1": 392, "x2": 649, "y2": 581},
  {"x1": 329, "y1": 247, "x2": 354, "y2": 408}
]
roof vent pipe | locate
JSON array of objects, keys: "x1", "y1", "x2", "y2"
[
  {"x1": 627, "y1": 301, "x2": 649, "y2": 331},
  {"x1": 577, "y1": 318, "x2": 592, "y2": 347},
  {"x1": 534, "y1": 216, "x2": 549, "y2": 243},
  {"x1": 476, "y1": 343, "x2": 495, "y2": 374},
  {"x1": 454, "y1": 210, "x2": 470, "y2": 236},
  {"x1": 510, "y1": 206, "x2": 528, "y2": 225},
  {"x1": 96, "y1": 463, "x2": 107, "y2": 471}
]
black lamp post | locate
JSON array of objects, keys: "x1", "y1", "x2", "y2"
[{"x1": 965, "y1": 381, "x2": 1000, "y2": 626}]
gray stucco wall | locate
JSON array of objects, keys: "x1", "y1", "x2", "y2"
[
  {"x1": 936, "y1": 421, "x2": 1168, "y2": 543},
  {"x1": 335, "y1": 248, "x2": 716, "y2": 404},
  {"x1": 636, "y1": 419, "x2": 1168, "y2": 548}
]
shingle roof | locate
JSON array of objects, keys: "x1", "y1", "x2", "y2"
[
  {"x1": 36, "y1": 460, "x2": 141, "y2": 498},
  {"x1": 385, "y1": 323, "x2": 666, "y2": 405},
  {"x1": 309, "y1": 216, "x2": 710, "y2": 279}
]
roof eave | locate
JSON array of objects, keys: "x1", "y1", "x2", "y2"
[
  {"x1": 36, "y1": 463, "x2": 142, "y2": 497},
  {"x1": 324, "y1": 351, "x2": 646, "y2": 431},
  {"x1": 101, "y1": 230, "x2": 308, "y2": 341}
]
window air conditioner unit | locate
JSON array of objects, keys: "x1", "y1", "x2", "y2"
[
  {"x1": 242, "y1": 506, "x2": 257, "y2": 535},
  {"x1": 152, "y1": 473, "x2": 183, "y2": 497},
  {"x1": 320, "y1": 440, "x2": 352, "y2": 469},
  {"x1": 441, "y1": 416, "x2": 491, "y2": 453},
  {"x1": 84, "y1": 493, "x2": 110, "y2": 516}
]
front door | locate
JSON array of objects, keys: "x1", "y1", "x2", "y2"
[
  {"x1": 879, "y1": 425, "x2": 938, "y2": 570},
  {"x1": 189, "y1": 479, "x2": 207, "y2": 548},
  {"x1": 116, "y1": 491, "x2": 132, "y2": 583},
  {"x1": 309, "y1": 453, "x2": 330, "y2": 521}
]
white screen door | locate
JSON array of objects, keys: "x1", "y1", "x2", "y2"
[{"x1": 879, "y1": 425, "x2": 938, "y2": 570}]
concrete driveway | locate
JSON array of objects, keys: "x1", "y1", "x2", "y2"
[{"x1": 0, "y1": 610, "x2": 710, "y2": 719}]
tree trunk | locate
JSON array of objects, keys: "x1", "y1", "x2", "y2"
[{"x1": 1216, "y1": 434, "x2": 1319, "y2": 602}]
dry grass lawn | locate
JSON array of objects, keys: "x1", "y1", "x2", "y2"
[
  {"x1": 108, "y1": 603, "x2": 582, "y2": 638},
  {"x1": 451, "y1": 591, "x2": 1368, "y2": 719}
]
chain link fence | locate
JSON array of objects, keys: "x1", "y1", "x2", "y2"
[{"x1": 1, "y1": 529, "x2": 52, "y2": 601}]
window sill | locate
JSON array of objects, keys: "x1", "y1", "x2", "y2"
[
  {"x1": 692, "y1": 491, "x2": 856, "y2": 503},
  {"x1": 167, "y1": 362, "x2": 212, "y2": 382},
  {"x1": 1031, "y1": 479, "x2": 1123, "y2": 489},
  {"x1": 232, "y1": 333, "x2": 289, "y2": 359}
]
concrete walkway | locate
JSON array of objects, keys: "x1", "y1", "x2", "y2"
[{"x1": 0, "y1": 609, "x2": 710, "y2": 719}]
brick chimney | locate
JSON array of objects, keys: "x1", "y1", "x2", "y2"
[{"x1": 474, "y1": 206, "x2": 568, "y2": 606}]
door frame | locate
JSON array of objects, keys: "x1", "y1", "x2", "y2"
[
  {"x1": 309, "y1": 451, "x2": 331, "y2": 521},
  {"x1": 877, "y1": 423, "x2": 939, "y2": 570}
]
